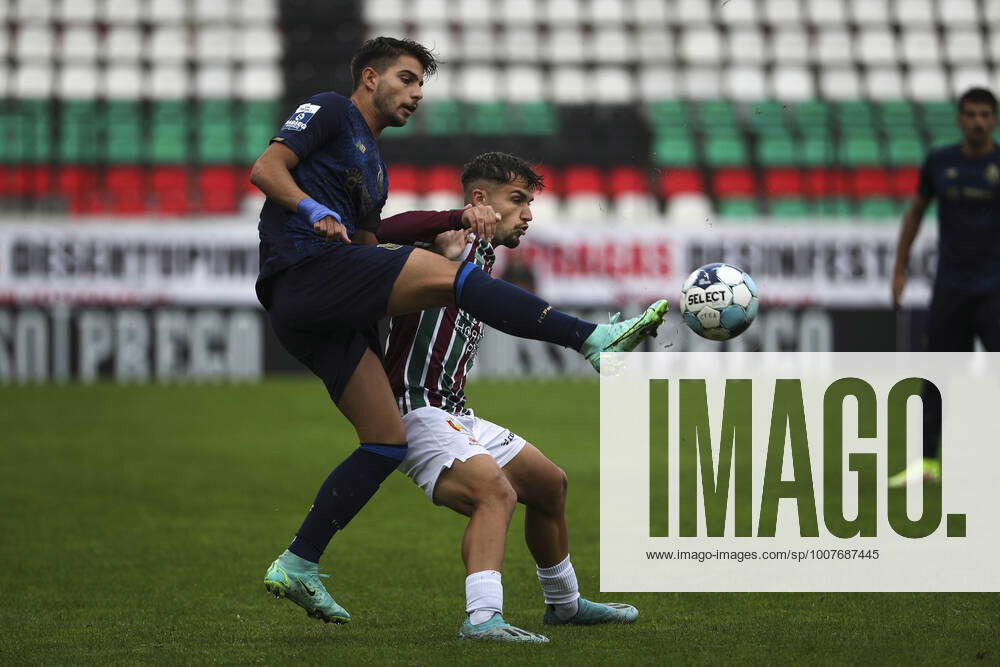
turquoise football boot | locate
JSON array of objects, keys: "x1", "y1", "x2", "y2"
[
  {"x1": 543, "y1": 598, "x2": 639, "y2": 625},
  {"x1": 263, "y1": 551, "x2": 351, "y2": 624},
  {"x1": 458, "y1": 613, "x2": 549, "y2": 643},
  {"x1": 580, "y1": 299, "x2": 670, "y2": 372}
]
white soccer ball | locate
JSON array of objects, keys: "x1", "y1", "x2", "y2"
[{"x1": 679, "y1": 263, "x2": 759, "y2": 341}]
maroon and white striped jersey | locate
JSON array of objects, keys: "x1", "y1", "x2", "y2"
[{"x1": 384, "y1": 239, "x2": 495, "y2": 415}]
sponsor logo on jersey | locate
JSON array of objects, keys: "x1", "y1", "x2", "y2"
[
  {"x1": 377, "y1": 243, "x2": 403, "y2": 250},
  {"x1": 282, "y1": 103, "x2": 320, "y2": 132},
  {"x1": 355, "y1": 141, "x2": 367, "y2": 153},
  {"x1": 985, "y1": 164, "x2": 999, "y2": 185},
  {"x1": 447, "y1": 419, "x2": 464, "y2": 432}
]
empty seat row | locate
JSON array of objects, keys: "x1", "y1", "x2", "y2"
[{"x1": 0, "y1": 0, "x2": 277, "y2": 24}]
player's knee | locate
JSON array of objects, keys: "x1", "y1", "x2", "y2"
[
  {"x1": 471, "y1": 471, "x2": 518, "y2": 514},
  {"x1": 535, "y1": 466, "x2": 568, "y2": 514}
]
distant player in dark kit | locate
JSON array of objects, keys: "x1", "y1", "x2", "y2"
[
  {"x1": 250, "y1": 36, "x2": 669, "y2": 624},
  {"x1": 891, "y1": 86, "x2": 1000, "y2": 486}
]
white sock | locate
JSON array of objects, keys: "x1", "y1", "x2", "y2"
[
  {"x1": 536, "y1": 555, "x2": 580, "y2": 620},
  {"x1": 466, "y1": 570, "x2": 503, "y2": 625}
]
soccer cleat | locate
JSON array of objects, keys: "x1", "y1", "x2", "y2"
[
  {"x1": 887, "y1": 458, "x2": 941, "y2": 489},
  {"x1": 543, "y1": 598, "x2": 639, "y2": 626},
  {"x1": 263, "y1": 552, "x2": 351, "y2": 624},
  {"x1": 457, "y1": 613, "x2": 550, "y2": 643},
  {"x1": 579, "y1": 300, "x2": 670, "y2": 372}
]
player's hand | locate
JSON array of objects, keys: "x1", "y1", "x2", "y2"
[
  {"x1": 892, "y1": 272, "x2": 906, "y2": 309},
  {"x1": 314, "y1": 215, "x2": 351, "y2": 244},
  {"x1": 460, "y1": 204, "x2": 500, "y2": 243},
  {"x1": 432, "y1": 229, "x2": 473, "y2": 260}
]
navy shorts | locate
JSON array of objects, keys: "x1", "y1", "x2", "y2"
[{"x1": 257, "y1": 242, "x2": 416, "y2": 403}]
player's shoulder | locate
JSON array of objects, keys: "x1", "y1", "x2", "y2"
[
  {"x1": 299, "y1": 91, "x2": 353, "y2": 116},
  {"x1": 926, "y1": 144, "x2": 963, "y2": 164}
]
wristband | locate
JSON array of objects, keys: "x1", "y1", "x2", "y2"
[{"x1": 297, "y1": 197, "x2": 342, "y2": 225}]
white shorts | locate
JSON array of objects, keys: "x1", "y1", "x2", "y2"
[{"x1": 397, "y1": 406, "x2": 527, "y2": 502}]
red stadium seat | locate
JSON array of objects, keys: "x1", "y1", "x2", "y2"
[
  {"x1": 59, "y1": 166, "x2": 102, "y2": 214},
  {"x1": 7, "y1": 166, "x2": 53, "y2": 198},
  {"x1": 763, "y1": 168, "x2": 804, "y2": 197},
  {"x1": 427, "y1": 165, "x2": 461, "y2": 193},
  {"x1": 658, "y1": 168, "x2": 704, "y2": 196},
  {"x1": 804, "y1": 168, "x2": 849, "y2": 198},
  {"x1": 891, "y1": 167, "x2": 920, "y2": 199},
  {"x1": 609, "y1": 166, "x2": 649, "y2": 195},
  {"x1": 712, "y1": 168, "x2": 756, "y2": 197},
  {"x1": 534, "y1": 164, "x2": 560, "y2": 195},
  {"x1": 198, "y1": 167, "x2": 239, "y2": 213},
  {"x1": 106, "y1": 167, "x2": 147, "y2": 215},
  {"x1": 563, "y1": 165, "x2": 603, "y2": 195},
  {"x1": 849, "y1": 168, "x2": 891, "y2": 198},
  {"x1": 388, "y1": 164, "x2": 419, "y2": 194},
  {"x1": 150, "y1": 167, "x2": 191, "y2": 216}
]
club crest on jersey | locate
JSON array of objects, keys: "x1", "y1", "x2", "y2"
[
  {"x1": 356, "y1": 141, "x2": 367, "y2": 153},
  {"x1": 282, "y1": 103, "x2": 320, "y2": 132},
  {"x1": 986, "y1": 164, "x2": 999, "y2": 185},
  {"x1": 946, "y1": 167, "x2": 958, "y2": 179}
]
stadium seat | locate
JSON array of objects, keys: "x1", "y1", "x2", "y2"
[
  {"x1": 893, "y1": 0, "x2": 934, "y2": 25},
  {"x1": 682, "y1": 67, "x2": 722, "y2": 99},
  {"x1": 856, "y1": 28, "x2": 898, "y2": 66},
  {"x1": 772, "y1": 66, "x2": 815, "y2": 101},
  {"x1": 674, "y1": 0, "x2": 714, "y2": 24},
  {"x1": 195, "y1": 26, "x2": 236, "y2": 63},
  {"x1": 712, "y1": 169, "x2": 756, "y2": 198},
  {"x1": 106, "y1": 166, "x2": 147, "y2": 214},
  {"x1": 102, "y1": 0, "x2": 144, "y2": 23},
  {"x1": 727, "y1": 29, "x2": 766, "y2": 64},
  {"x1": 238, "y1": 27, "x2": 282, "y2": 63},
  {"x1": 469, "y1": 101, "x2": 508, "y2": 135},
  {"x1": 638, "y1": 66, "x2": 678, "y2": 101},
  {"x1": 59, "y1": 65, "x2": 100, "y2": 99},
  {"x1": 653, "y1": 135, "x2": 696, "y2": 167},
  {"x1": 15, "y1": 26, "x2": 54, "y2": 63},
  {"x1": 658, "y1": 169, "x2": 705, "y2": 197},
  {"x1": 594, "y1": 68, "x2": 634, "y2": 104},
  {"x1": 514, "y1": 102, "x2": 557, "y2": 135},
  {"x1": 771, "y1": 30, "x2": 810, "y2": 65},
  {"x1": 757, "y1": 136, "x2": 798, "y2": 166},
  {"x1": 150, "y1": 0, "x2": 187, "y2": 23},
  {"x1": 193, "y1": 0, "x2": 231, "y2": 23},
  {"x1": 765, "y1": 0, "x2": 803, "y2": 25},
  {"x1": 460, "y1": 28, "x2": 496, "y2": 63},
  {"x1": 381, "y1": 164, "x2": 420, "y2": 218},
  {"x1": 59, "y1": 101, "x2": 100, "y2": 164},
  {"x1": 61, "y1": 27, "x2": 100, "y2": 62},
  {"x1": 104, "y1": 101, "x2": 144, "y2": 163},
  {"x1": 821, "y1": 68, "x2": 862, "y2": 100},
  {"x1": 235, "y1": 0, "x2": 278, "y2": 23},
  {"x1": 609, "y1": 166, "x2": 657, "y2": 221},
  {"x1": 562, "y1": 165, "x2": 607, "y2": 223},
  {"x1": 704, "y1": 136, "x2": 748, "y2": 167},
  {"x1": 770, "y1": 198, "x2": 811, "y2": 218},
  {"x1": 804, "y1": 0, "x2": 845, "y2": 25},
  {"x1": 944, "y1": 28, "x2": 985, "y2": 65},
  {"x1": 939, "y1": 0, "x2": 980, "y2": 26},
  {"x1": 552, "y1": 68, "x2": 587, "y2": 104},
  {"x1": 907, "y1": 67, "x2": 949, "y2": 100},
  {"x1": 238, "y1": 65, "x2": 282, "y2": 100},
  {"x1": 197, "y1": 101, "x2": 236, "y2": 163},
  {"x1": 665, "y1": 193, "x2": 712, "y2": 224},
  {"x1": 718, "y1": 0, "x2": 757, "y2": 25},
  {"x1": 725, "y1": 67, "x2": 767, "y2": 101},
  {"x1": 151, "y1": 167, "x2": 191, "y2": 215},
  {"x1": 58, "y1": 0, "x2": 98, "y2": 22},
  {"x1": 422, "y1": 165, "x2": 462, "y2": 211},
  {"x1": 456, "y1": 0, "x2": 493, "y2": 25},
  {"x1": 546, "y1": 29, "x2": 585, "y2": 64},
  {"x1": 849, "y1": 0, "x2": 889, "y2": 24},
  {"x1": 858, "y1": 198, "x2": 900, "y2": 219},
  {"x1": 849, "y1": 168, "x2": 891, "y2": 198},
  {"x1": 864, "y1": 68, "x2": 905, "y2": 101},
  {"x1": 763, "y1": 169, "x2": 805, "y2": 198},
  {"x1": 594, "y1": 28, "x2": 632, "y2": 64},
  {"x1": 900, "y1": 29, "x2": 942, "y2": 66},
  {"x1": 629, "y1": 0, "x2": 668, "y2": 25},
  {"x1": 198, "y1": 167, "x2": 239, "y2": 213},
  {"x1": 680, "y1": 28, "x2": 723, "y2": 65},
  {"x1": 149, "y1": 27, "x2": 189, "y2": 64},
  {"x1": 718, "y1": 198, "x2": 759, "y2": 219},
  {"x1": 458, "y1": 66, "x2": 501, "y2": 102}
]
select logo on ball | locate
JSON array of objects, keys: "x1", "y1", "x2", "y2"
[{"x1": 679, "y1": 262, "x2": 759, "y2": 341}]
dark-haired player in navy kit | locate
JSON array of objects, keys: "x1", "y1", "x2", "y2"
[
  {"x1": 891, "y1": 87, "x2": 1000, "y2": 487},
  {"x1": 250, "y1": 36, "x2": 669, "y2": 625}
]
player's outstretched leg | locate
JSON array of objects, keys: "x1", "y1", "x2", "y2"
[
  {"x1": 504, "y1": 444, "x2": 639, "y2": 627},
  {"x1": 577, "y1": 299, "x2": 670, "y2": 372},
  {"x1": 264, "y1": 550, "x2": 351, "y2": 623}
]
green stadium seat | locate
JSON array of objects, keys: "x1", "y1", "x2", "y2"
[
  {"x1": 150, "y1": 101, "x2": 189, "y2": 164},
  {"x1": 0, "y1": 105, "x2": 11, "y2": 163},
  {"x1": 469, "y1": 102, "x2": 508, "y2": 135},
  {"x1": 423, "y1": 100, "x2": 463, "y2": 136},
  {"x1": 699, "y1": 100, "x2": 738, "y2": 127},
  {"x1": 718, "y1": 198, "x2": 759, "y2": 219},
  {"x1": 816, "y1": 197, "x2": 853, "y2": 217},
  {"x1": 104, "y1": 101, "x2": 143, "y2": 163},
  {"x1": 11, "y1": 101, "x2": 52, "y2": 164},
  {"x1": 840, "y1": 133, "x2": 883, "y2": 166},
  {"x1": 770, "y1": 198, "x2": 811, "y2": 218},
  {"x1": 878, "y1": 101, "x2": 917, "y2": 128},
  {"x1": 858, "y1": 197, "x2": 900, "y2": 219},
  {"x1": 196, "y1": 101, "x2": 235, "y2": 164},
  {"x1": 801, "y1": 135, "x2": 835, "y2": 166},
  {"x1": 515, "y1": 102, "x2": 557, "y2": 135},
  {"x1": 59, "y1": 101, "x2": 100, "y2": 164},
  {"x1": 887, "y1": 136, "x2": 925, "y2": 166},
  {"x1": 834, "y1": 101, "x2": 876, "y2": 130},
  {"x1": 792, "y1": 101, "x2": 830, "y2": 134},
  {"x1": 704, "y1": 136, "x2": 747, "y2": 167},
  {"x1": 921, "y1": 101, "x2": 955, "y2": 126},
  {"x1": 241, "y1": 101, "x2": 279, "y2": 164},
  {"x1": 652, "y1": 136, "x2": 696, "y2": 166},
  {"x1": 747, "y1": 101, "x2": 789, "y2": 136},
  {"x1": 928, "y1": 126, "x2": 961, "y2": 147},
  {"x1": 649, "y1": 101, "x2": 687, "y2": 130},
  {"x1": 757, "y1": 135, "x2": 798, "y2": 166}
]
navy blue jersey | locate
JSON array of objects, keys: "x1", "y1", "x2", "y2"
[
  {"x1": 918, "y1": 144, "x2": 1000, "y2": 291},
  {"x1": 257, "y1": 92, "x2": 389, "y2": 282}
]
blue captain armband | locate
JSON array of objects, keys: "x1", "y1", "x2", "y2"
[{"x1": 297, "y1": 197, "x2": 342, "y2": 224}]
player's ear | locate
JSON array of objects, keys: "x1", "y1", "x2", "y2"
[
  {"x1": 362, "y1": 66, "x2": 379, "y2": 91},
  {"x1": 470, "y1": 188, "x2": 488, "y2": 206}
]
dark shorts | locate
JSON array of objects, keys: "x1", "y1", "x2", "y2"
[
  {"x1": 257, "y1": 242, "x2": 415, "y2": 403},
  {"x1": 925, "y1": 286, "x2": 1000, "y2": 352}
]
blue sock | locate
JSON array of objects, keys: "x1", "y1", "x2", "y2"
[
  {"x1": 288, "y1": 442, "x2": 407, "y2": 563},
  {"x1": 454, "y1": 263, "x2": 596, "y2": 351}
]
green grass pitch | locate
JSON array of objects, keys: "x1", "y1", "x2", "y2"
[{"x1": 1, "y1": 378, "x2": 997, "y2": 664}]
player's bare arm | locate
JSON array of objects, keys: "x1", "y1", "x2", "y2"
[
  {"x1": 251, "y1": 142, "x2": 351, "y2": 244},
  {"x1": 892, "y1": 195, "x2": 931, "y2": 308}
]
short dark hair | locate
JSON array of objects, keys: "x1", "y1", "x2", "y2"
[
  {"x1": 461, "y1": 152, "x2": 545, "y2": 195},
  {"x1": 350, "y1": 37, "x2": 438, "y2": 91},
  {"x1": 958, "y1": 87, "x2": 998, "y2": 113}
]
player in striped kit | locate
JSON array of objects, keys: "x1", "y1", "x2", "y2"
[{"x1": 384, "y1": 153, "x2": 640, "y2": 643}]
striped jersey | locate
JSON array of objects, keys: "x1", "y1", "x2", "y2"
[{"x1": 385, "y1": 239, "x2": 494, "y2": 415}]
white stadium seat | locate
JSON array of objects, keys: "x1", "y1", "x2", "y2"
[
  {"x1": 149, "y1": 27, "x2": 190, "y2": 64},
  {"x1": 14, "y1": 0, "x2": 52, "y2": 22},
  {"x1": 726, "y1": 29, "x2": 766, "y2": 65},
  {"x1": 770, "y1": 29, "x2": 810, "y2": 64},
  {"x1": 717, "y1": 0, "x2": 758, "y2": 25},
  {"x1": 763, "y1": 0, "x2": 804, "y2": 25},
  {"x1": 58, "y1": 64, "x2": 99, "y2": 99},
  {"x1": 587, "y1": 0, "x2": 626, "y2": 25},
  {"x1": 421, "y1": 191, "x2": 463, "y2": 211},
  {"x1": 864, "y1": 68, "x2": 905, "y2": 100},
  {"x1": 544, "y1": 0, "x2": 582, "y2": 25},
  {"x1": 237, "y1": 26, "x2": 282, "y2": 63},
  {"x1": 594, "y1": 67, "x2": 634, "y2": 104},
  {"x1": 457, "y1": 65, "x2": 500, "y2": 102},
  {"x1": 937, "y1": 0, "x2": 979, "y2": 26},
  {"x1": 628, "y1": 0, "x2": 669, "y2": 25},
  {"x1": 725, "y1": 65, "x2": 767, "y2": 101},
  {"x1": 856, "y1": 28, "x2": 898, "y2": 66},
  {"x1": 805, "y1": 0, "x2": 846, "y2": 25},
  {"x1": 546, "y1": 28, "x2": 585, "y2": 64},
  {"x1": 680, "y1": 27, "x2": 722, "y2": 65},
  {"x1": 989, "y1": 32, "x2": 1000, "y2": 63},
  {"x1": 985, "y1": 0, "x2": 1000, "y2": 23},
  {"x1": 61, "y1": 27, "x2": 100, "y2": 62},
  {"x1": 15, "y1": 24, "x2": 53, "y2": 62},
  {"x1": 892, "y1": 0, "x2": 935, "y2": 25},
  {"x1": 636, "y1": 27, "x2": 674, "y2": 63},
  {"x1": 235, "y1": 0, "x2": 278, "y2": 23},
  {"x1": 637, "y1": 65, "x2": 678, "y2": 101},
  {"x1": 14, "y1": 63, "x2": 52, "y2": 97},
  {"x1": 500, "y1": 0, "x2": 539, "y2": 25},
  {"x1": 105, "y1": 27, "x2": 143, "y2": 62},
  {"x1": 194, "y1": 0, "x2": 232, "y2": 23},
  {"x1": 682, "y1": 66, "x2": 722, "y2": 99},
  {"x1": 196, "y1": 65, "x2": 233, "y2": 98},
  {"x1": 951, "y1": 67, "x2": 992, "y2": 96},
  {"x1": 424, "y1": 65, "x2": 454, "y2": 97},
  {"x1": 944, "y1": 28, "x2": 985, "y2": 65},
  {"x1": 460, "y1": 27, "x2": 497, "y2": 62},
  {"x1": 103, "y1": 65, "x2": 144, "y2": 98},
  {"x1": 413, "y1": 0, "x2": 449, "y2": 25},
  {"x1": 900, "y1": 29, "x2": 942, "y2": 66},
  {"x1": 149, "y1": 0, "x2": 187, "y2": 23},
  {"x1": 613, "y1": 192, "x2": 659, "y2": 224},
  {"x1": 820, "y1": 67, "x2": 861, "y2": 100},
  {"x1": 673, "y1": 0, "x2": 714, "y2": 25},
  {"x1": 849, "y1": 0, "x2": 889, "y2": 24},
  {"x1": 551, "y1": 67, "x2": 587, "y2": 104},
  {"x1": 0, "y1": 64, "x2": 8, "y2": 96},
  {"x1": 771, "y1": 66, "x2": 816, "y2": 101},
  {"x1": 457, "y1": 0, "x2": 494, "y2": 26},
  {"x1": 500, "y1": 27, "x2": 540, "y2": 62},
  {"x1": 195, "y1": 26, "x2": 235, "y2": 63},
  {"x1": 364, "y1": 0, "x2": 405, "y2": 25},
  {"x1": 239, "y1": 64, "x2": 283, "y2": 99},
  {"x1": 666, "y1": 194, "x2": 712, "y2": 226},
  {"x1": 150, "y1": 65, "x2": 190, "y2": 99},
  {"x1": 58, "y1": 0, "x2": 98, "y2": 23},
  {"x1": 593, "y1": 27, "x2": 632, "y2": 64},
  {"x1": 503, "y1": 66, "x2": 545, "y2": 101},
  {"x1": 102, "y1": 0, "x2": 144, "y2": 23},
  {"x1": 814, "y1": 30, "x2": 853, "y2": 66},
  {"x1": 907, "y1": 67, "x2": 949, "y2": 100}
]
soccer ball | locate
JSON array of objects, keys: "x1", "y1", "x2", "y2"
[{"x1": 679, "y1": 263, "x2": 759, "y2": 341}]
